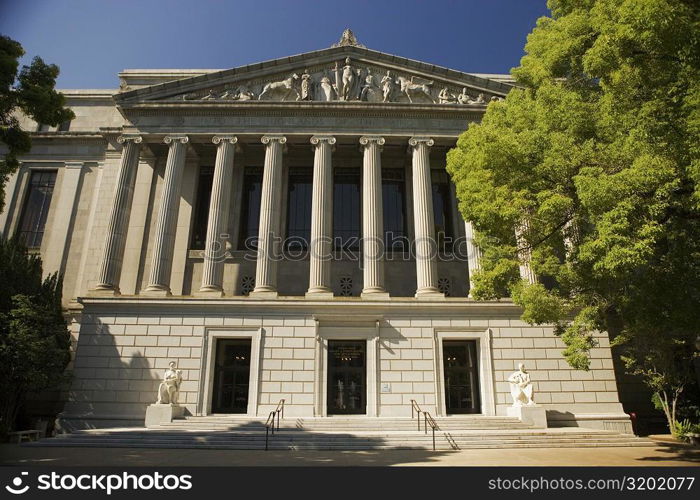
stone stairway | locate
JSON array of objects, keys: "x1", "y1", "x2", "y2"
[{"x1": 26, "y1": 416, "x2": 654, "y2": 451}]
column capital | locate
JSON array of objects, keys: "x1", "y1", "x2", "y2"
[
  {"x1": 408, "y1": 136, "x2": 434, "y2": 148},
  {"x1": 117, "y1": 134, "x2": 142, "y2": 145},
  {"x1": 359, "y1": 136, "x2": 385, "y2": 147},
  {"x1": 261, "y1": 135, "x2": 287, "y2": 145},
  {"x1": 164, "y1": 135, "x2": 189, "y2": 145},
  {"x1": 310, "y1": 135, "x2": 336, "y2": 146},
  {"x1": 212, "y1": 135, "x2": 238, "y2": 145}
]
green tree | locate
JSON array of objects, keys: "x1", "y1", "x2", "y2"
[
  {"x1": 0, "y1": 237, "x2": 71, "y2": 436},
  {"x1": 0, "y1": 34, "x2": 74, "y2": 212},
  {"x1": 446, "y1": 0, "x2": 700, "y2": 433}
]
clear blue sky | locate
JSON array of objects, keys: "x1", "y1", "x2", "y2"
[{"x1": 0, "y1": 0, "x2": 549, "y2": 89}]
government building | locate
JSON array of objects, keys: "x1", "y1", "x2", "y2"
[{"x1": 0, "y1": 31, "x2": 635, "y2": 438}]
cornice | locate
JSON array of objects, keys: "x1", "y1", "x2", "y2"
[
  {"x1": 76, "y1": 295, "x2": 524, "y2": 317},
  {"x1": 118, "y1": 102, "x2": 485, "y2": 121}
]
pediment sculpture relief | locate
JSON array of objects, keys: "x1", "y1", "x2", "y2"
[{"x1": 178, "y1": 58, "x2": 500, "y2": 105}]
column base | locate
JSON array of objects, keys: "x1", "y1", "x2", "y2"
[
  {"x1": 196, "y1": 287, "x2": 225, "y2": 298},
  {"x1": 88, "y1": 286, "x2": 121, "y2": 297},
  {"x1": 415, "y1": 288, "x2": 445, "y2": 300},
  {"x1": 506, "y1": 404, "x2": 547, "y2": 428},
  {"x1": 249, "y1": 289, "x2": 278, "y2": 299},
  {"x1": 142, "y1": 285, "x2": 172, "y2": 297},
  {"x1": 145, "y1": 404, "x2": 184, "y2": 428},
  {"x1": 305, "y1": 290, "x2": 334, "y2": 299},
  {"x1": 361, "y1": 291, "x2": 390, "y2": 301}
]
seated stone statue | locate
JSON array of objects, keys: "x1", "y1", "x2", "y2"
[
  {"x1": 438, "y1": 87, "x2": 456, "y2": 104},
  {"x1": 156, "y1": 361, "x2": 183, "y2": 405},
  {"x1": 508, "y1": 363, "x2": 535, "y2": 406}
]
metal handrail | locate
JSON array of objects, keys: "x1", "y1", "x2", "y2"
[
  {"x1": 410, "y1": 399, "x2": 422, "y2": 431},
  {"x1": 264, "y1": 399, "x2": 285, "y2": 451},
  {"x1": 410, "y1": 399, "x2": 438, "y2": 450},
  {"x1": 423, "y1": 411, "x2": 438, "y2": 451}
]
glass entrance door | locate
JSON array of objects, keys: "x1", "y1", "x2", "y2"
[
  {"x1": 443, "y1": 340, "x2": 481, "y2": 414},
  {"x1": 327, "y1": 340, "x2": 366, "y2": 415},
  {"x1": 212, "y1": 339, "x2": 251, "y2": 413}
]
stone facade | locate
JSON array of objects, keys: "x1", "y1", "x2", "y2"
[{"x1": 0, "y1": 32, "x2": 632, "y2": 433}]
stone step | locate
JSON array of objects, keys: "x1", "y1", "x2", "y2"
[
  {"x1": 35, "y1": 425, "x2": 653, "y2": 451},
  {"x1": 27, "y1": 436, "x2": 653, "y2": 450}
]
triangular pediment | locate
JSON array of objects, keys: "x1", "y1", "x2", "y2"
[{"x1": 115, "y1": 45, "x2": 513, "y2": 107}]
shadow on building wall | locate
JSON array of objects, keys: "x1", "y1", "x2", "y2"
[{"x1": 54, "y1": 315, "x2": 159, "y2": 433}]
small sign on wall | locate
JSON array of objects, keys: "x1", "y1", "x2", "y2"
[{"x1": 381, "y1": 383, "x2": 391, "y2": 393}]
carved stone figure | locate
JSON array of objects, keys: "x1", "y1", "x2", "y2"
[
  {"x1": 201, "y1": 89, "x2": 218, "y2": 100},
  {"x1": 360, "y1": 69, "x2": 380, "y2": 102},
  {"x1": 397, "y1": 76, "x2": 435, "y2": 103},
  {"x1": 470, "y1": 92, "x2": 486, "y2": 105},
  {"x1": 457, "y1": 87, "x2": 471, "y2": 105},
  {"x1": 337, "y1": 57, "x2": 360, "y2": 101},
  {"x1": 156, "y1": 361, "x2": 183, "y2": 405},
  {"x1": 381, "y1": 70, "x2": 395, "y2": 103},
  {"x1": 508, "y1": 363, "x2": 535, "y2": 407},
  {"x1": 300, "y1": 69, "x2": 314, "y2": 101},
  {"x1": 438, "y1": 87, "x2": 456, "y2": 104},
  {"x1": 319, "y1": 73, "x2": 336, "y2": 101},
  {"x1": 491, "y1": 95, "x2": 504, "y2": 102},
  {"x1": 221, "y1": 85, "x2": 255, "y2": 101},
  {"x1": 258, "y1": 73, "x2": 301, "y2": 101}
]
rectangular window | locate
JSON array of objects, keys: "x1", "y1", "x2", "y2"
[
  {"x1": 36, "y1": 123, "x2": 50, "y2": 132},
  {"x1": 58, "y1": 120, "x2": 71, "y2": 132},
  {"x1": 286, "y1": 167, "x2": 313, "y2": 250},
  {"x1": 382, "y1": 168, "x2": 407, "y2": 252},
  {"x1": 190, "y1": 166, "x2": 214, "y2": 250},
  {"x1": 238, "y1": 167, "x2": 263, "y2": 250},
  {"x1": 432, "y1": 170, "x2": 454, "y2": 252},
  {"x1": 333, "y1": 168, "x2": 361, "y2": 250},
  {"x1": 16, "y1": 170, "x2": 57, "y2": 248}
]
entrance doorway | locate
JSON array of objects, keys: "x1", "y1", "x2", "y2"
[
  {"x1": 327, "y1": 340, "x2": 366, "y2": 415},
  {"x1": 211, "y1": 338, "x2": 251, "y2": 413},
  {"x1": 442, "y1": 340, "x2": 481, "y2": 414}
]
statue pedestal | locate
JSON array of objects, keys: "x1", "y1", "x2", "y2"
[
  {"x1": 145, "y1": 404, "x2": 184, "y2": 428},
  {"x1": 507, "y1": 405, "x2": 547, "y2": 428}
]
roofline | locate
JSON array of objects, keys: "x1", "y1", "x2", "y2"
[{"x1": 115, "y1": 45, "x2": 515, "y2": 104}]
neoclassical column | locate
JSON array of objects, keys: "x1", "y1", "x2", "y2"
[
  {"x1": 515, "y1": 219, "x2": 537, "y2": 284},
  {"x1": 144, "y1": 135, "x2": 189, "y2": 295},
  {"x1": 360, "y1": 136, "x2": 388, "y2": 298},
  {"x1": 199, "y1": 135, "x2": 238, "y2": 295},
  {"x1": 409, "y1": 136, "x2": 443, "y2": 297},
  {"x1": 251, "y1": 135, "x2": 286, "y2": 296},
  {"x1": 464, "y1": 221, "x2": 483, "y2": 298},
  {"x1": 93, "y1": 135, "x2": 142, "y2": 293},
  {"x1": 306, "y1": 135, "x2": 335, "y2": 297}
]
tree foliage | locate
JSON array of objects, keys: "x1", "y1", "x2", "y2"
[
  {"x1": 0, "y1": 237, "x2": 70, "y2": 435},
  {"x1": 0, "y1": 34, "x2": 74, "y2": 212},
  {"x1": 446, "y1": 0, "x2": 700, "y2": 429}
]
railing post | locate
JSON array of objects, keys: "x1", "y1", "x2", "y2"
[
  {"x1": 424, "y1": 413, "x2": 427, "y2": 434},
  {"x1": 266, "y1": 427, "x2": 269, "y2": 451},
  {"x1": 432, "y1": 427, "x2": 435, "y2": 451}
]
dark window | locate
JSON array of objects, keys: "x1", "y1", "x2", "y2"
[
  {"x1": 190, "y1": 166, "x2": 214, "y2": 249},
  {"x1": 432, "y1": 170, "x2": 454, "y2": 252},
  {"x1": 58, "y1": 120, "x2": 71, "y2": 132},
  {"x1": 238, "y1": 167, "x2": 263, "y2": 250},
  {"x1": 286, "y1": 167, "x2": 313, "y2": 250},
  {"x1": 36, "y1": 123, "x2": 50, "y2": 132},
  {"x1": 16, "y1": 170, "x2": 57, "y2": 247},
  {"x1": 382, "y1": 168, "x2": 407, "y2": 252},
  {"x1": 334, "y1": 168, "x2": 361, "y2": 250}
]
